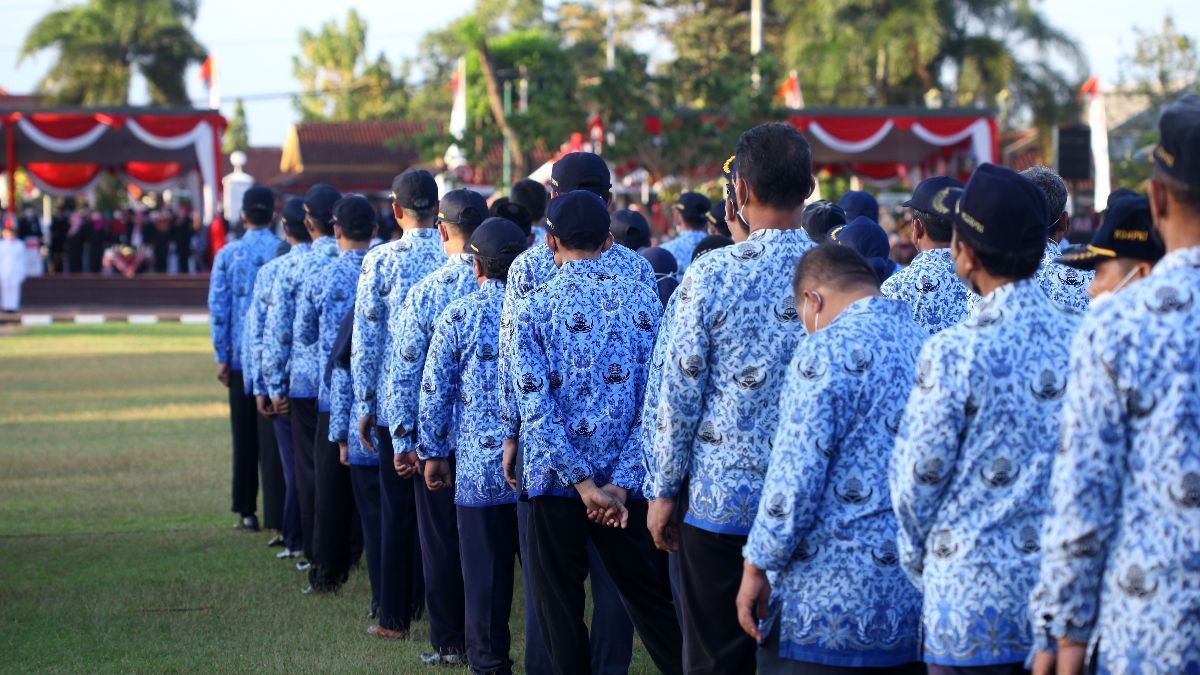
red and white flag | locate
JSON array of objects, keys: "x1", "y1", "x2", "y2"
[
  {"x1": 200, "y1": 55, "x2": 219, "y2": 110},
  {"x1": 775, "y1": 70, "x2": 804, "y2": 110}
]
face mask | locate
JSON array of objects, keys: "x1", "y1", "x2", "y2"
[
  {"x1": 802, "y1": 291, "x2": 822, "y2": 335},
  {"x1": 1092, "y1": 267, "x2": 1141, "y2": 307},
  {"x1": 951, "y1": 243, "x2": 981, "y2": 296}
]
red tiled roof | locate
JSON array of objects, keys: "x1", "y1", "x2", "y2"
[
  {"x1": 293, "y1": 120, "x2": 436, "y2": 167},
  {"x1": 221, "y1": 146, "x2": 282, "y2": 186}
]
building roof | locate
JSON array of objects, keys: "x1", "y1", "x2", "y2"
[
  {"x1": 0, "y1": 87, "x2": 41, "y2": 109},
  {"x1": 275, "y1": 120, "x2": 436, "y2": 194}
]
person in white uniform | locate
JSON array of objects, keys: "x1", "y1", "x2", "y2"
[{"x1": 0, "y1": 226, "x2": 28, "y2": 313}]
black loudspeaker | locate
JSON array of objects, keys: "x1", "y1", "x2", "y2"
[{"x1": 1056, "y1": 125, "x2": 1092, "y2": 181}]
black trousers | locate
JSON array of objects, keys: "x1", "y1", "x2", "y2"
[
  {"x1": 678, "y1": 522, "x2": 757, "y2": 675},
  {"x1": 256, "y1": 412, "x2": 285, "y2": 530},
  {"x1": 459, "y1": 504, "x2": 519, "y2": 675},
  {"x1": 526, "y1": 497, "x2": 683, "y2": 675},
  {"x1": 927, "y1": 665, "x2": 1028, "y2": 675},
  {"x1": 415, "y1": 458, "x2": 466, "y2": 653},
  {"x1": 758, "y1": 631, "x2": 926, "y2": 675},
  {"x1": 226, "y1": 370, "x2": 259, "y2": 517},
  {"x1": 350, "y1": 464, "x2": 383, "y2": 614},
  {"x1": 290, "y1": 398, "x2": 318, "y2": 561},
  {"x1": 377, "y1": 429, "x2": 423, "y2": 631},
  {"x1": 273, "y1": 415, "x2": 303, "y2": 551},
  {"x1": 517, "y1": 500, "x2": 634, "y2": 675},
  {"x1": 310, "y1": 412, "x2": 356, "y2": 590}
]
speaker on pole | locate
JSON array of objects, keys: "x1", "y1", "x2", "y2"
[{"x1": 1055, "y1": 125, "x2": 1092, "y2": 181}]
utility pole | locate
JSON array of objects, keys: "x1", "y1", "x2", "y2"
[
  {"x1": 503, "y1": 79, "x2": 513, "y2": 187},
  {"x1": 750, "y1": 0, "x2": 762, "y2": 90},
  {"x1": 606, "y1": 0, "x2": 617, "y2": 71}
]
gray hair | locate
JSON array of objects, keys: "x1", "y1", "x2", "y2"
[{"x1": 1021, "y1": 165, "x2": 1069, "y2": 222}]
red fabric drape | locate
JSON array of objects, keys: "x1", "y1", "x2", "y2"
[
  {"x1": 24, "y1": 162, "x2": 103, "y2": 189},
  {"x1": 123, "y1": 161, "x2": 184, "y2": 184}
]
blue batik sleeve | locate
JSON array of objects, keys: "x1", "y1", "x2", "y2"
[
  {"x1": 329, "y1": 364, "x2": 352, "y2": 443},
  {"x1": 351, "y1": 255, "x2": 384, "y2": 420},
  {"x1": 261, "y1": 270, "x2": 295, "y2": 398},
  {"x1": 418, "y1": 312, "x2": 460, "y2": 460},
  {"x1": 207, "y1": 246, "x2": 234, "y2": 365}
]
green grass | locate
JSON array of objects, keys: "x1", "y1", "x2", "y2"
[{"x1": 0, "y1": 324, "x2": 655, "y2": 673}]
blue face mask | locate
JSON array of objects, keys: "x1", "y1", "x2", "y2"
[{"x1": 801, "y1": 291, "x2": 822, "y2": 335}]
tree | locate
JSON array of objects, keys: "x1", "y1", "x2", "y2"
[
  {"x1": 1120, "y1": 15, "x2": 1199, "y2": 105},
  {"x1": 292, "y1": 9, "x2": 409, "y2": 121},
  {"x1": 223, "y1": 99, "x2": 250, "y2": 154},
  {"x1": 19, "y1": 0, "x2": 206, "y2": 106}
]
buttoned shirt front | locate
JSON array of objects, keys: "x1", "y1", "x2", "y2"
[
  {"x1": 649, "y1": 228, "x2": 814, "y2": 535},
  {"x1": 745, "y1": 297, "x2": 926, "y2": 668},
  {"x1": 661, "y1": 229, "x2": 708, "y2": 275},
  {"x1": 890, "y1": 278, "x2": 1080, "y2": 666},
  {"x1": 513, "y1": 258, "x2": 661, "y2": 498},
  {"x1": 294, "y1": 247, "x2": 367, "y2": 411},
  {"x1": 207, "y1": 228, "x2": 281, "y2": 369},
  {"x1": 383, "y1": 253, "x2": 477, "y2": 446},
  {"x1": 351, "y1": 228, "x2": 446, "y2": 426},
  {"x1": 262, "y1": 236, "x2": 338, "y2": 398},
  {"x1": 241, "y1": 243, "x2": 307, "y2": 395},
  {"x1": 419, "y1": 279, "x2": 518, "y2": 507},
  {"x1": 1030, "y1": 246, "x2": 1200, "y2": 674},
  {"x1": 881, "y1": 247, "x2": 970, "y2": 334}
]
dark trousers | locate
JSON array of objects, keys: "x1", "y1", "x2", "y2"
[
  {"x1": 273, "y1": 415, "x2": 302, "y2": 551},
  {"x1": 226, "y1": 370, "x2": 259, "y2": 516},
  {"x1": 677, "y1": 522, "x2": 757, "y2": 675},
  {"x1": 290, "y1": 398, "x2": 318, "y2": 561},
  {"x1": 459, "y1": 504, "x2": 519, "y2": 675},
  {"x1": 377, "y1": 429, "x2": 423, "y2": 631},
  {"x1": 415, "y1": 459, "x2": 466, "y2": 653},
  {"x1": 256, "y1": 412, "x2": 285, "y2": 530},
  {"x1": 927, "y1": 665, "x2": 1028, "y2": 675},
  {"x1": 758, "y1": 631, "x2": 926, "y2": 675},
  {"x1": 310, "y1": 412, "x2": 356, "y2": 590},
  {"x1": 350, "y1": 464, "x2": 383, "y2": 614},
  {"x1": 526, "y1": 497, "x2": 683, "y2": 675},
  {"x1": 517, "y1": 500, "x2": 634, "y2": 675}
]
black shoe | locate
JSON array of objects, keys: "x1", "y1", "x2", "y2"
[
  {"x1": 234, "y1": 515, "x2": 260, "y2": 532},
  {"x1": 266, "y1": 533, "x2": 285, "y2": 547}
]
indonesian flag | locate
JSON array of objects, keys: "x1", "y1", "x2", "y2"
[
  {"x1": 775, "y1": 70, "x2": 804, "y2": 110},
  {"x1": 444, "y1": 57, "x2": 469, "y2": 174},
  {"x1": 1080, "y1": 76, "x2": 1111, "y2": 209},
  {"x1": 200, "y1": 55, "x2": 219, "y2": 110}
]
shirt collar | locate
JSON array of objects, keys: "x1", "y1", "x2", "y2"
[
  {"x1": 559, "y1": 257, "x2": 606, "y2": 276},
  {"x1": 340, "y1": 247, "x2": 368, "y2": 261},
  {"x1": 746, "y1": 228, "x2": 807, "y2": 244},
  {"x1": 1154, "y1": 245, "x2": 1200, "y2": 275},
  {"x1": 978, "y1": 276, "x2": 1038, "y2": 307},
  {"x1": 446, "y1": 252, "x2": 474, "y2": 266},
  {"x1": 829, "y1": 295, "x2": 905, "y2": 327},
  {"x1": 289, "y1": 242, "x2": 311, "y2": 254},
  {"x1": 479, "y1": 278, "x2": 505, "y2": 295},
  {"x1": 400, "y1": 228, "x2": 439, "y2": 243},
  {"x1": 1045, "y1": 240, "x2": 1062, "y2": 257}
]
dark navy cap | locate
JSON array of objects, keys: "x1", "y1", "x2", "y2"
[
  {"x1": 333, "y1": 195, "x2": 377, "y2": 235},
  {"x1": 707, "y1": 199, "x2": 728, "y2": 231},
  {"x1": 438, "y1": 188, "x2": 488, "y2": 230},
  {"x1": 468, "y1": 217, "x2": 527, "y2": 261},
  {"x1": 801, "y1": 200, "x2": 847, "y2": 241},
  {"x1": 830, "y1": 216, "x2": 890, "y2": 260},
  {"x1": 242, "y1": 186, "x2": 274, "y2": 216},
  {"x1": 610, "y1": 209, "x2": 651, "y2": 249},
  {"x1": 838, "y1": 190, "x2": 879, "y2": 223},
  {"x1": 490, "y1": 198, "x2": 533, "y2": 234},
  {"x1": 954, "y1": 163, "x2": 1048, "y2": 252},
  {"x1": 1155, "y1": 94, "x2": 1200, "y2": 189},
  {"x1": 1056, "y1": 194, "x2": 1163, "y2": 270},
  {"x1": 303, "y1": 184, "x2": 342, "y2": 222},
  {"x1": 550, "y1": 152, "x2": 611, "y2": 193},
  {"x1": 546, "y1": 190, "x2": 610, "y2": 241},
  {"x1": 674, "y1": 192, "x2": 712, "y2": 220},
  {"x1": 903, "y1": 176, "x2": 965, "y2": 215},
  {"x1": 389, "y1": 169, "x2": 438, "y2": 210},
  {"x1": 281, "y1": 197, "x2": 306, "y2": 227},
  {"x1": 692, "y1": 234, "x2": 734, "y2": 262}
]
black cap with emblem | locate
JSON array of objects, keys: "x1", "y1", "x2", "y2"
[
  {"x1": 1154, "y1": 94, "x2": 1200, "y2": 190},
  {"x1": 389, "y1": 169, "x2": 439, "y2": 210},
  {"x1": 303, "y1": 184, "x2": 342, "y2": 224},
  {"x1": 468, "y1": 217, "x2": 527, "y2": 262},
  {"x1": 1056, "y1": 194, "x2": 1163, "y2": 269},
  {"x1": 550, "y1": 152, "x2": 611, "y2": 195},
  {"x1": 953, "y1": 163, "x2": 1047, "y2": 253},
  {"x1": 903, "y1": 176, "x2": 965, "y2": 215}
]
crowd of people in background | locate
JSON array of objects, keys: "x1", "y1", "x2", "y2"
[{"x1": 207, "y1": 94, "x2": 1200, "y2": 675}]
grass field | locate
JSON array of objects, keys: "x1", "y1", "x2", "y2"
[{"x1": 0, "y1": 323, "x2": 654, "y2": 673}]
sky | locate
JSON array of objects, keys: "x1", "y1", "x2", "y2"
[{"x1": 0, "y1": 0, "x2": 1195, "y2": 147}]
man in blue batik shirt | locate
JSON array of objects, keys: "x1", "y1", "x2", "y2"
[
  {"x1": 497, "y1": 152, "x2": 649, "y2": 675},
  {"x1": 350, "y1": 170, "x2": 444, "y2": 640},
  {"x1": 385, "y1": 187, "x2": 488, "y2": 667},
  {"x1": 737, "y1": 244, "x2": 926, "y2": 674},
  {"x1": 261, "y1": 184, "x2": 341, "y2": 568},
  {"x1": 646, "y1": 123, "x2": 816, "y2": 674},
  {"x1": 1022, "y1": 166, "x2": 1093, "y2": 313},
  {"x1": 208, "y1": 186, "x2": 282, "y2": 532},
  {"x1": 1030, "y1": 96, "x2": 1200, "y2": 675},
  {"x1": 512, "y1": 190, "x2": 682, "y2": 675},
  {"x1": 242, "y1": 197, "x2": 308, "y2": 555},
  {"x1": 296, "y1": 195, "x2": 374, "y2": 594},
  {"x1": 420, "y1": 218, "x2": 526, "y2": 675},
  {"x1": 890, "y1": 163, "x2": 1080, "y2": 674},
  {"x1": 661, "y1": 191, "x2": 712, "y2": 275},
  {"x1": 882, "y1": 176, "x2": 970, "y2": 334}
]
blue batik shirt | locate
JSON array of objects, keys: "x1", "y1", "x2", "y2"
[
  {"x1": 241, "y1": 243, "x2": 306, "y2": 395},
  {"x1": 513, "y1": 258, "x2": 660, "y2": 498},
  {"x1": 745, "y1": 297, "x2": 926, "y2": 668},
  {"x1": 327, "y1": 310, "x2": 378, "y2": 467},
  {"x1": 1029, "y1": 246, "x2": 1200, "y2": 674},
  {"x1": 967, "y1": 242, "x2": 1094, "y2": 315},
  {"x1": 262, "y1": 236, "x2": 339, "y2": 398},
  {"x1": 640, "y1": 290, "x2": 682, "y2": 496},
  {"x1": 351, "y1": 229, "x2": 446, "y2": 427},
  {"x1": 649, "y1": 228, "x2": 814, "y2": 535},
  {"x1": 498, "y1": 242, "x2": 656, "y2": 438},
  {"x1": 881, "y1": 247, "x2": 970, "y2": 334},
  {"x1": 295, "y1": 247, "x2": 367, "y2": 411},
  {"x1": 383, "y1": 254, "x2": 477, "y2": 446},
  {"x1": 890, "y1": 278, "x2": 1080, "y2": 666},
  {"x1": 660, "y1": 229, "x2": 708, "y2": 275},
  {"x1": 418, "y1": 279, "x2": 518, "y2": 507},
  {"x1": 207, "y1": 228, "x2": 281, "y2": 370}
]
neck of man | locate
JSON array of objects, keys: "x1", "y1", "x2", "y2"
[
  {"x1": 556, "y1": 246, "x2": 603, "y2": 266},
  {"x1": 401, "y1": 219, "x2": 437, "y2": 235},
  {"x1": 917, "y1": 236, "x2": 950, "y2": 252},
  {"x1": 339, "y1": 238, "x2": 370, "y2": 252},
  {"x1": 823, "y1": 285, "x2": 882, "y2": 323},
  {"x1": 972, "y1": 272, "x2": 1021, "y2": 298},
  {"x1": 1160, "y1": 215, "x2": 1200, "y2": 253},
  {"x1": 244, "y1": 223, "x2": 267, "y2": 231},
  {"x1": 742, "y1": 202, "x2": 805, "y2": 233},
  {"x1": 443, "y1": 236, "x2": 468, "y2": 256}
]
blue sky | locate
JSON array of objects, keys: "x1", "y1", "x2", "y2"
[{"x1": 0, "y1": 0, "x2": 1195, "y2": 146}]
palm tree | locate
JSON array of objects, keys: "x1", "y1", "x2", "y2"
[{"x1": 20, "y1": 0, "x2": 207, "y2": 107}]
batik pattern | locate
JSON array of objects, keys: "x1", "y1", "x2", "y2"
[
  {"x1": 242, "y1": 243, "x2": 307, "y2": 395},
  {"x1": 262, "y1": 236, "x2": 338, "y2": 398},
  {"x1": 207, "y1": 228, "x2": 281, "y2": 370},
  {"x1": 661, "y1": 229, "x2": 708, "y2": 275},
  {"x1": 294, "y1": 248, "x2": 367, "y2": 411},
  {"x1": 881, "y1": 247, "x2": 970, "y2": 335}
]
